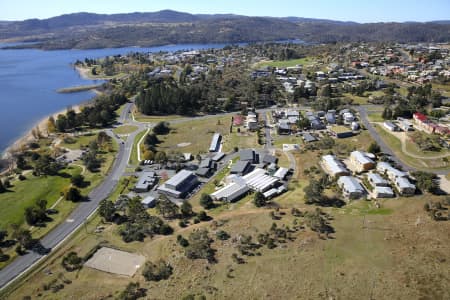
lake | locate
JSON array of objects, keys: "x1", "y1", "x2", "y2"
[{"x1": 0, "y1": 43, "x2": 233, "y2": 155}]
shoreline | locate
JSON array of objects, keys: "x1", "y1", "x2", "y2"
[{"x1": 1, "y1": 105, "x2": 83, "y2": 160}]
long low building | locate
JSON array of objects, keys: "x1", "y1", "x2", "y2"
[
  {"x1": 350, "y1": 151, "x2": 375, "y2": 173},
  {"x1": 211, "y1": 182, "x2": 250, "y2": 202},
  {"x1": 243, "y1": 168, "x2": 279, "y2": 192},
  {"x1": 338, "y1": 176, "x2": 365, "y2": 199},
  {"x1": 157, "y1": 170, "x2": 199, "y2": 198},
  {"x1": 321, "y1": 155, "x2": 350, "y2": 177},
  {"x1": 209, "y1": 133, "x2": 222, "y2": 152}
]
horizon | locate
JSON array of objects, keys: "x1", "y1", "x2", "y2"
[{"x1": 1, "y1": 0, "x2": 450, "y2": 23}]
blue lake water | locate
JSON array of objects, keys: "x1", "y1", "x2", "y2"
[{"x1": 0, "y1": 43, "x2": 232, "y2": 155}]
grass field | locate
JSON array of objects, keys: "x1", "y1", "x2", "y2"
[
  {"x1": 129, "y1": 129, "x2": 148, "y2": 165},
  {"x1": 254, "y1": 57, "x2": 316, "y2": 68},
  {"x1": 60, "y1": 133, "x2": 97, "y2": 150},
  {"x1": 374, "y1": 124, "x2": 449, "y2": 170},
  {"x1": 133, "y1": 111, "x2": 184, "y2": 123},
  {"x1": 367, "y1": 111, "x2": 385, "y2": 122},
  {"x1": 112, "y1": 125, "x2": 138, "y2": 135},
  {"x1": 0, "y1": 173, "x2": 72, "y2": 230},
  {"x1": 157, "y1": 116, "x2": 232, "y2": 155},
  {"x1": 6, "y1": 192, "x2": 449, "y2": 300}
]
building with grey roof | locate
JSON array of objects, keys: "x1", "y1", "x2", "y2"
[
  {"x1": 240, "y1": 149, "x2": 256, "y2": 163},
  {"x1": 302, "y1": 133, "x2": 317, "y2": 143},
  {"x1": 377, "y1": 162, "x2": 408, "y2": 181},
  {"x1": 350, "y1": 151, "x2": 375, "y2": 173},
  {"x1": 157, "y1": 170, "x2": 199, "y2": 198},
  {"x1": 243, "y1": 168, "x2": 279, "y2": 192},
  {"x1": 230, "y1": 160, "x2": 251, "y2": 175},
  {"x1": 141, "y1": 196, "x2": 157, "y2": 208},
  {"x1": 212, "y1": 152, "x2": 225, "y2": 162},
  {"x1": 209, "y1": 133, "x2": 222, "y2": 152},
  {"x1": 211, "y1": 182, "x2": 250, "y2": 202},
  {"x1": 262, "y1": 154, "x2": 278, "y2": 165},
  {"x1": 367, "y1": 173, "x2": 390, "y2": 187},
  {"x1": 321, "y1": 155, "x2": 350, "y2": 178},
  {"x1": 338, "y1": 176, "x2": 365, "y2": 199},
  {"x1": 374, "y1": 186, "x2": 394, "y2": 198},
  {"x1": 273, "y1": 167, "x2": 289, "y2": 180},
  {"x1": 135, "y1": 171, "x2": 157, "y2": 193},
  {"x1": 394, "y1": 177, "x2": 416, "y2": 196}
]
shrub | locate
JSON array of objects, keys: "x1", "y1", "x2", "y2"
[{"x1": 142, "y1": 259, "x2": 173, "y2": 282}]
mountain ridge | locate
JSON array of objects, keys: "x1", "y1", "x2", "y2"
[{"x1": 1, "y1": 10, "x2": 449, "y2": 50}]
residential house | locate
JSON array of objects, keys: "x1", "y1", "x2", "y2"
[
  {"x1": 350, "y1": 151, "x2": 375, "y2": 173},
  {"x1": 338, "y1": 176, "x2": 365, "y2": 199},
  {"x1": 321, "y1": 155, "x2": 350, "y2": 177}
]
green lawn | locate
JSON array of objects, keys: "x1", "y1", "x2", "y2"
[
  {"x1": 157, "y1": 116, "x2": 232, "y2": 154},
  {"x1": 130, "y1": 129, "x2": 148, "y2": 165},
  {"x1": 133, "y1": 111, "x2": 184, "y2": 123},
  {"x1": 0, "y1": 173, "x2": 72, "y2": 229},
  {"x1": 112, "y1": 125, "x2": 138, "y2": 135},
  {"x1": 60, "y1": 133, "x2": 97, "y2": 150},
  {"x1": 367, "y1": 112, "x2": 384, "y2": 122}
]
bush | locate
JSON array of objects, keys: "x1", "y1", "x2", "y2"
[
  {"x1": 177, "y1": 235, "x2": 189, "y2": 247},
  {"x1": 216, "y1": 230, "x2": 230, "y2": 240},
  {"x1": 199, "y1": 194, "x2": 214, "y2": 209},
  {"x1": 142, "y1": 259, "x2": 173, "y2": 282},
  {"x1": 61, "y1": 252, "x2": 83, "y2": 272}
]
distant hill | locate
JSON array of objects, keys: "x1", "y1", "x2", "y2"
[{"x1": 1, "y1": 10, "x2": 449, "y2": 49}]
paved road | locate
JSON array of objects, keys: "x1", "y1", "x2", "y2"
[
  {"x1": 0, "y1": 105, "x2": 301, "y2": 288},
  {"x1": 358, "y1": 106, "x2": 449, "y2": 175},
  {"x1": 0, "y1": 102, "x2": 144, "y2": 289}
]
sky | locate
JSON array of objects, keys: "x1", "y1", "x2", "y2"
[{"x1": 0, "y1": 0, "x2": 449, "y2": 23}]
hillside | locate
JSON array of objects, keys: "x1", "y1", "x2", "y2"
[{"x1": 0, "y1": 10, "x2": 450, "y2": 49}]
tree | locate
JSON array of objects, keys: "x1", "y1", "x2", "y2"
[
  {"x1": 253, "y1": 192, "x2": 266, "y2": 207},
  {"x1": 297, "y1": 117, "x2": 310, "y2": 130},
  {"x1": 185, "y1": 229, "x2": 215, "y2": 263},
  {"x1": 154, "y1": 151, "x2": 167, "y2": 163},
  {"x1": 142, "y1": 259, "x2": 173, "y2": 282},
  {"x1": 0, "y1": 180, "x2": 5, "y2": 193},
  {"x1": 156, "y1": 196, "x2": 179, "y2": 219},
  {"x1": 24, "y1": 199, "x2": 48, "y2": 226},
  {"x1": 117, "y1": 282, "x2": 146, "y2": 300},
  {"x1": 153, "y1": 122, "x2": 170, "y2": 135},
  {"x1": 64, "y1": 187, "x2": 83, "y2": 202},
  {"x1": 180, "y1": 201, "x2": 193, "y2": 218},
  {"x1": 411, "y1": 171, "x2": 438, "y2": 194},
  {"x1": 216, "y1": 230, "x2": 230, "y2": 240},
  {"x1": 304, "y1": 179, "x2": 324, "y2": 205},
  {"x1": 199, "y1": 194, "x2": 214, "y2": 209},
  {"x1": 145, "y1": 133, "x2": 159, "y2": 147},
  {"x1": 47, "y1": 116, "x2": 56, "y2": 133},
  {"x1": 381, "y1": 107, "x2": 393, "y2": 120},
  {"x1": 13, "y1": 229, "x2": 34, "y2": 249},
  {"x1": 71, "y1": 174, "x2": 85, "y2": 187},
  {"x1": 367, "y1": 142, "x2": 381, "y2": 154},
  {"x1": 61, "y1": 251, "x2": 83, "y2": 272},
  {"x1": 143, "y1": 150, "x2": 155, "y2": 161},
  {"x1": 99, "y1": 199, "x2": 116, "y2": 222}
]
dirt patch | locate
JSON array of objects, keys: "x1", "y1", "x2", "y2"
[
  {"x1": 177, "y1": 142, "x2": 192, "y2": 148},
  {"x1": 84, "y1": 247, "x2": 145, "y2": 277}
]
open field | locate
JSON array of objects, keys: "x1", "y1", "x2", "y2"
[
  {"x1": 112, "y1": 125, "x2": 138, "y2": 135},
  {"x1": 367, "y1": 112, "x2": 384, "y2": 122},
  {"x1": 255, "y1": 57, "x2": 316, "y2": 68},
  {"x1": 0, "y1": 173, "x2": 71, "y2": 230},
  {"x1": 6, "y1": 192, "x2": 449, "y2": 300},
  {"x1": 222, "y1": 130, "x2": 258, "y2": 153},
  {"x1": 133, "y1": 110, "x2": 184, "y2": 123},
  {"x1": 156, "y1": 116, "x2": 232, "y2": 155}
]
